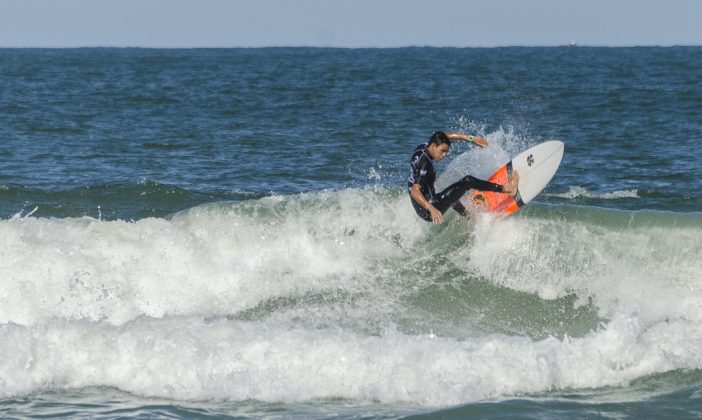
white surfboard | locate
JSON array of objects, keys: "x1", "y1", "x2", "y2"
[{"x1": 467, "y1": 141, "x2": 564, "y2": 215}]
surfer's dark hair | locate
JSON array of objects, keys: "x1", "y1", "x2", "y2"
[{"x1": 428, "y1": 131, "x2": 451, "y2": 147}]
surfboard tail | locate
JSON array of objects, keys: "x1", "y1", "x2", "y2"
[
  {"x1": 467, "y1": 141, "x2": 563, "y2": 216},
  {"x1": 470, "y1": 162, "x2": 522, "y2": 215}
]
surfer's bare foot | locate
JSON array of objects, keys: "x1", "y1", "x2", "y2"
[{"x1": 503, "y1": 171, "x2": 519, "y2": 196}]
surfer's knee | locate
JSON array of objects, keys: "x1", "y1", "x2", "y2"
[{"x1": 460, "y1": 175, "x2": 478, "y2": 187}]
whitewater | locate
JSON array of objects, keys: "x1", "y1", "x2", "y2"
[{"x1": 2, "y1": 184, "x2": 701, "y2": 408}]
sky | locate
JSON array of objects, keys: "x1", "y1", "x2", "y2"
[{"x1": 1, "y1": 0, "x2": 701, "y2": 48}]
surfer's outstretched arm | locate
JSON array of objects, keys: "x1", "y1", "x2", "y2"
[{"x1": 445, "y1": 132, "x2": 488, "y2": 148}]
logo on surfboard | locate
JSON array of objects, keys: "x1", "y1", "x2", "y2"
[{"x1": 527, "y1": 154, "x2": 534, "y2": 166}]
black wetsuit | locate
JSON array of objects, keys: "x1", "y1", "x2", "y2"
[{"x1": 408, "y1": 143, "x2": 504, "y2": 222}]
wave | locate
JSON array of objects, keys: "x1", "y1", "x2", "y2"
[
  {"x1": 1, "y1": 188, "x2": 702, "y2": 404},
  {"x1": 0, "y1": 181, "x2": 259, "y2": 220},
  {"x1": 0, "y1": 187, "x2": 421, "y2": 326}
]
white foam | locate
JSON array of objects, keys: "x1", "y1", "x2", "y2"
[
  {"x1": 0, "y1": 188, "x2": 425, "y2": 326},
  {"x1": 463, "y1": 212, "x2": 702, "y2": 325},
  {"x1": 1, "y1": 313, "x2": 700, "y2": 406}
]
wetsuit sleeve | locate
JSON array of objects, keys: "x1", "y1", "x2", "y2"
[{"x1": 410, "y1": 157, "x2": 433, "y2": 198}]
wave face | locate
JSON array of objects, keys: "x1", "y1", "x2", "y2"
[{"x1": 2, "y1": 188, "x2": 701, "y2": 405}]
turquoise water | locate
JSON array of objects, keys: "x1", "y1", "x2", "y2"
[{"x1": 1, "y1": 47, "x2": 701, "y2": 418}]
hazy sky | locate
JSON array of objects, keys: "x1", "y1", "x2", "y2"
[{"x1": 1, "y1": 0, "x2": 700, "y2": 48}]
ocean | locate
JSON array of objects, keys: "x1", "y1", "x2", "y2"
[{"x1": 1, "y1": 47, "x2": 701, "y2": 418}]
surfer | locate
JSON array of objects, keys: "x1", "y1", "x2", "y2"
[{"x1": 408, "y1": 131, "x2": 519, "y2": 223}]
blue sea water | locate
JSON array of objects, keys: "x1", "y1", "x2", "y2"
[{"x1": 1, "y1": 47, "x2": 701, "y2": 418}]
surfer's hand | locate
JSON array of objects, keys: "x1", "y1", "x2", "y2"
[
  {"x1": 429, "y1": 207, "x2": 444, "y2": 224},
  {"x1": 472, "y1": 136, "x2": 488, "y2": 148},
  {"x1": 503, "y1": 171, "x2": 520, "y2": 196}
]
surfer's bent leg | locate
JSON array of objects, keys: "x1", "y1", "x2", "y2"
[{"x1": 432, "y1": 175, "x2": 503, "y2": 215}]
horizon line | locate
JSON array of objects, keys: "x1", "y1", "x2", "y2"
[{"x1": 1, "y1": 43, "x2": 701, "y2": 49}]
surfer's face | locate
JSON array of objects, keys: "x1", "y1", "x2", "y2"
[{"x1": 428, "y1": 143, "x2": 450, "y2": 161}]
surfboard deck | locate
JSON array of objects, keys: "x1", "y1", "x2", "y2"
[{"x1": 467, "y1": 141, "x2": 564, "y2": 216}]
